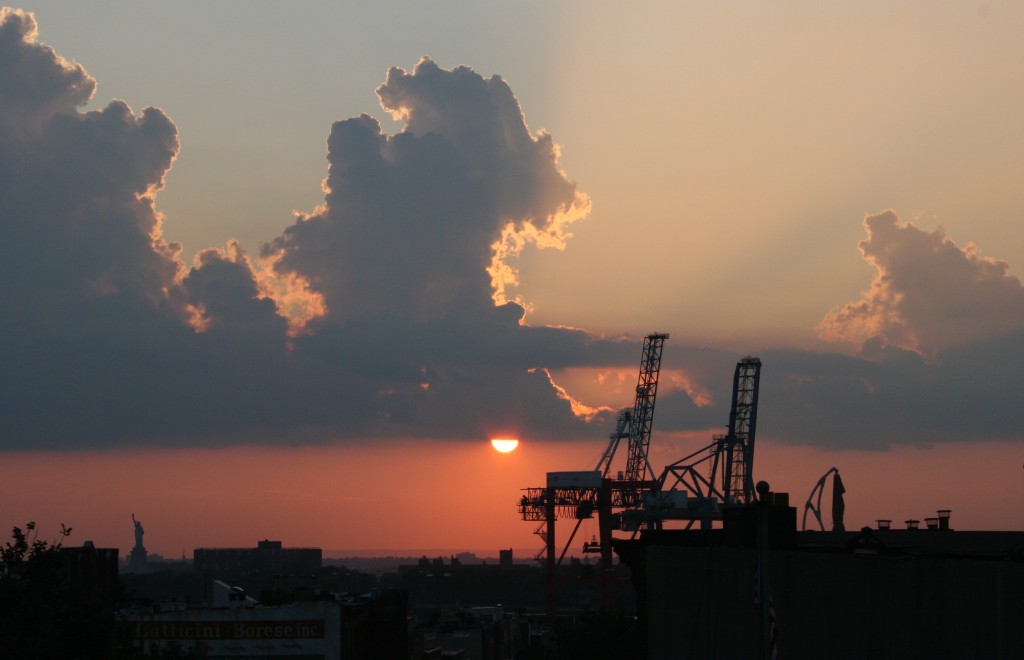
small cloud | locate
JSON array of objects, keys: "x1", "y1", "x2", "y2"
[
  {"x1": 817, "y1": 210, "x2": 1024, "y2": 356},
  {"x1": 182, "y1": 241, "x2": 288, "y2": 343}
]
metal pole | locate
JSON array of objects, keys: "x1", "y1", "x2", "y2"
[
  {"x1": 545, "y1": 486, "x2": 557, "y2": 615},
  {"x1": 598, "y1": 478, "x2": 614, "y2": 611}
]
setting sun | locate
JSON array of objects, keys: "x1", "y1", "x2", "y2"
[{"x1": 490, "y1": 438, "x2": 519, "y2": 453}]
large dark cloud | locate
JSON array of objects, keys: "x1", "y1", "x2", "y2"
[
  {"x1": 0, "y1": 10, "x2": 181, "y2": 341},
  {"x1": 754, "y1": 327, "x2": 1024, "y2": 450},
  {"x1": 0, "y1": 10, "x2": 1019, "y2": 454},
  {"x1": 0, "y1": 13, "x2": 624, "y2": 449},
  {"x1": 0, "y1": 8, "x2": 198, "y2": 446}
]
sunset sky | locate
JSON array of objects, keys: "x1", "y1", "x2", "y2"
[{"x1": 1, "y1": 3, "x2": 1022, "y2": 558}]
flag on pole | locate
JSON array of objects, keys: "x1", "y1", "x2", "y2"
[
  {"x1": 768, "y1": 595, "x2": 780, "y2": 659},
  {"x1": 754, "y1": 561, "x2": 761, "y2": 608}
]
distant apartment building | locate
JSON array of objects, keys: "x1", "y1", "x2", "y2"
[{"x1": 193, "y1": 539, "x2": 321, "y2": 574}]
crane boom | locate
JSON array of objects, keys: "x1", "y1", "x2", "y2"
[
  {"x1": 624, "y1": 333, "x2": 668, "y2": 482},
  {"x1": 594, "y1": 332, "x2": 668, "y2": 482}
]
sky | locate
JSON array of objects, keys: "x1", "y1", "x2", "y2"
[{"x1": 1, "y1": 2, "x2": 1022, "y2": 558}]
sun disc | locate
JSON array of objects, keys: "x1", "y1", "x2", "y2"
[{"x1": 491, "y1": 438, "x2": 519, "y2": 453}]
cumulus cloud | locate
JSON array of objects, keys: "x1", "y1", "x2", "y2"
[
  {"x1": 0, "y1": 9, "x2": 184, "y2": 341},
  {"x1": 244, "y1": 56, "x2": 627, "y2": 443},
  {"x1": 0, "y1": 9, "x2": 296, "y2": 447},
  {"x1": 0, "y1": 14, "x2": 644, "y2": 449},
  {"x1": 3, "y1": 11, "x2": 1018, "y2": 454},
  {"x1": 182, "y1": 241, "x2": 288, "y2": 343},
  {"x1": 817, "y1": 210, "x2": 1024, "y2": 356},
  {"x1": 760, "y1": 209, "x2": 1024, "y2": 449},
  {"x1": 0, "y1": 8, "x2": 93, "y2": 133},
  {"x1": 262, "y1": 57, "x2": 591, "y2": 326}
]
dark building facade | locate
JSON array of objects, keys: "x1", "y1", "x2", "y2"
[
  {"x1": 617, "y1": 507, "x2": 1024, "y2": 659},
  {"x1": 60, "y1": 541, "x2": 120, "y2": 596}
]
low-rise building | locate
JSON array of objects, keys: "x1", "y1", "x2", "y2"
[
  {"x1": 126, "y1": 581, "x2": 412, "y2": 659},
  {"x1": 194, "y1": 539, "x2": 321, "y2": 574},
  {"x1": 129, "y1": 594, "x2": 342, "y2": 658}
]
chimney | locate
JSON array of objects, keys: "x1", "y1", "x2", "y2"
[
  {"x1": 937, "y1": 509, "x2": 952, "y2": 531},
  {"x1": 925, "y1": 517, "x2": 939, "y2": 530},
  {"x1": 904, "y1": 519, "x2": 920, "y2": 530},
  {"x1": 876, "y1": 519, "x2": 891, "y2": 531}
]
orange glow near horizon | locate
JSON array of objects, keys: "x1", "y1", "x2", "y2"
[
  {"x1": 0, "y1": 439, "x2": 1020, "y2": 560},
  {"x1": 0, "y1": 440, "x2": 594, "y2": 558},
  {"x1": 491, "y1": 438, "x2": 520, "y2": 453}
]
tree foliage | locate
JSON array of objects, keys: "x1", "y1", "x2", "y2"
[
  {"x1": 0, "y1": 521, "x2": 124, "y2": 659},
  {"x1": 1, "y1": 520, "x2": 70, "y2": 565}
]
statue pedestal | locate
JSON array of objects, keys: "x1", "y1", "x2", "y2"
[{"x1": 129, "y1": 546, "x2": 148, "y2": 570}]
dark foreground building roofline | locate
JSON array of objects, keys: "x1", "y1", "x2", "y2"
[{"x1": 616, "y1": 504, "x2": 1024, "y2": 660}]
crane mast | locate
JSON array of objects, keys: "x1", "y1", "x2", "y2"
[
  {"x1": 654, "y1": 356, "x2": 763, "y2": 526},
  {"x1": 595, "y1": 332, "x2": 668, "y2": 485},
  {"x1": 624, "y1": 333, "x2": 667, "y2": 484},
  {"x1": 720, "y1": 357, "x2": 761, "y2": 504}
]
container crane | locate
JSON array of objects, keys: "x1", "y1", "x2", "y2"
[
  {"x1": 518, "y1": 332, "x2": 668, "y2": 612},
  {"x1": 518, "y1": 345, "x2": 766, "y2": 612},
  {"x1": 635, "y1": 356, "x2": 762, "y2": 529}
]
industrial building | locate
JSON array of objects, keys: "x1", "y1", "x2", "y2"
[{"x1": 615, "y1": 501, "x2": 1024, "y2": 659}]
